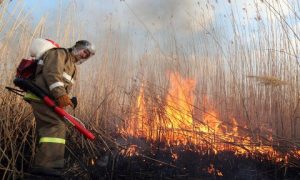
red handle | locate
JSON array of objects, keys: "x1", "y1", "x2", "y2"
[{"x1": 44, "y1": 96, "x2": 95, "y2": 140}]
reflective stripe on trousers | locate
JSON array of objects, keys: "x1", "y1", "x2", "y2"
[{"x1": 39, "y1": 137, "x2": 66, "y2": 144}]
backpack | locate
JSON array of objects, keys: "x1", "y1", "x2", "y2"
[
  {"x1": 13, "y1": 38, "x2": 60, "y2": 91},
  {"x1": 16, "y1": 59, "x2": 38, "y2": 79}
]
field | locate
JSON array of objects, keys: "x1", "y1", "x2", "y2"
[{"x1": 0, "y1": 0, "x2": 300, "y2": 179}]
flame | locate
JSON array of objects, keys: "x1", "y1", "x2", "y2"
[
  {"x1": 217, "y1": 170, "x2": 223, "y2": 177},
  {"x1": 207, "y1": 164, "x2": 215, "y2": 174},
  {"x1": 207, "y1": 164, "x2": 223, "y2": 176},
  {"x1": 121, "y1": 71, "x2": 298, "y2": 163},
  {"x1": 163, "y1": 72, "x2": 195, "y2": 145},
  {"x1": 171, "y1": 152, "x2": 178, "y2": 160},
  {"x1": 135, "y1": 85, "x2": 148, "y2": 137},
  {"x1": 120, "y1": 145, "x2": 139, "y2": 157},
  {"x1": 91, "y1": 158, "x2": 95, "y2": 166},
  {"x1": 165, "y1": 72, "x2": 195, "y2": 129}
]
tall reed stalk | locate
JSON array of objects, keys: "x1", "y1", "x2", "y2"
[{"x1": 0, "y1": 0, "x2": 299, "y2": 178}]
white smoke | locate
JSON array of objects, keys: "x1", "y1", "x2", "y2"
[{"x1": 124, "y1": 0, "x2": 215, "y2": 34}]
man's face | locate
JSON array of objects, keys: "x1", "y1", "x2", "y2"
[
  {"x1": 78, "y1": 49, "x2": 91, "y2": 59},
  {"x1": 74, "y1": 48, "x2": 94, "y2": 65}
]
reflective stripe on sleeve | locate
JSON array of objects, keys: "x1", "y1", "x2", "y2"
[
  {"x1": 49, "y1": 82, "x2": 64, "y2": 91},
  {"x1": 63, "y1": 72, "x2": 75, "y2": 84},
  {"x1": 39, "y1": 137, "x2": 66, "y2": 144}
]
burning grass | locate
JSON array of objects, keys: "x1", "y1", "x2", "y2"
[
  {"x1": 121, "y1": 72, "x2": 300, "y2": 162},
  {"x1": 64, "y1": 134, "x2": 300, "y2": 179},
  {"x1": 97, "y1": 137, "x2": 300, "y2": 179},
  {"x1": 1, "y1": 0, "x2": 300, "y2": 179}
]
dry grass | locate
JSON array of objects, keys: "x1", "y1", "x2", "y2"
[
  {"x1": 247, "y1": 75, "x2": 289, "y2": 86},
  {"x1": 0, "y1": 0, "x2": 299, "y2": 178}
]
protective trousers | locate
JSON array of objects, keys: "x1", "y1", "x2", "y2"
[{"x1": 31, "y1": 101, "x2": 66, "y2": 168}]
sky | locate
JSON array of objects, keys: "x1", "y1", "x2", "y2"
[{"x1": 3, "y1": 0, "x2": 300, "y2": 58}]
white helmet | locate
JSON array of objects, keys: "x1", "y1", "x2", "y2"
[
  {"x1": 74, "y1": 40, "x2": 95, "y2": 55},
  {"x1": 29, "y1": 38, "x2": 60, "y2": 59}
]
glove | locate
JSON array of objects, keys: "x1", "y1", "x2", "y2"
[
  {"x1": 71, "y1": 97, "x2": 78, "y2": 109},
  {"x1": 56, "y1": 95, "x2": 73, "y2": 108}
]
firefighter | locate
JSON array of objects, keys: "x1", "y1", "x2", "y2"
[{"x1": 29, "y1": 40, "x2": 95, "y2": 177}]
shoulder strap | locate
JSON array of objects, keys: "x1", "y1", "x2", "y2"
[
  {"x1": 35, "y1": 48, "x2": 70, "y2": 76},
  {"x1": 59, "y1": 48, "x2": 76, "y2": 79}
]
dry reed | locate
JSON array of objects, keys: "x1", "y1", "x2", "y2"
[{"x1": 0, "y1": 0, "x2": 299, "y2": 178}]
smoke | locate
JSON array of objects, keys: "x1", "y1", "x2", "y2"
[
  {"x1": 19, "y1": 0, "x2": 297, "y2": 59},
  {"x1": 124, "y1": 0, "x2": 215, "y2": 34},
  {"x1": 77, "y1": 0, "x2": 214, "y2": 36}
]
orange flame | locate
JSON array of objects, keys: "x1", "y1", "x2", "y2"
[
  {"x1": 121, "y1": 71, "x2": 297, "y2": 162},
  {"x1": 165, "y1": 72, "x2": 195, "y2": 129},
  {"x1": 120, "y1": 145, "x2": 139, "y2": 157}
]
